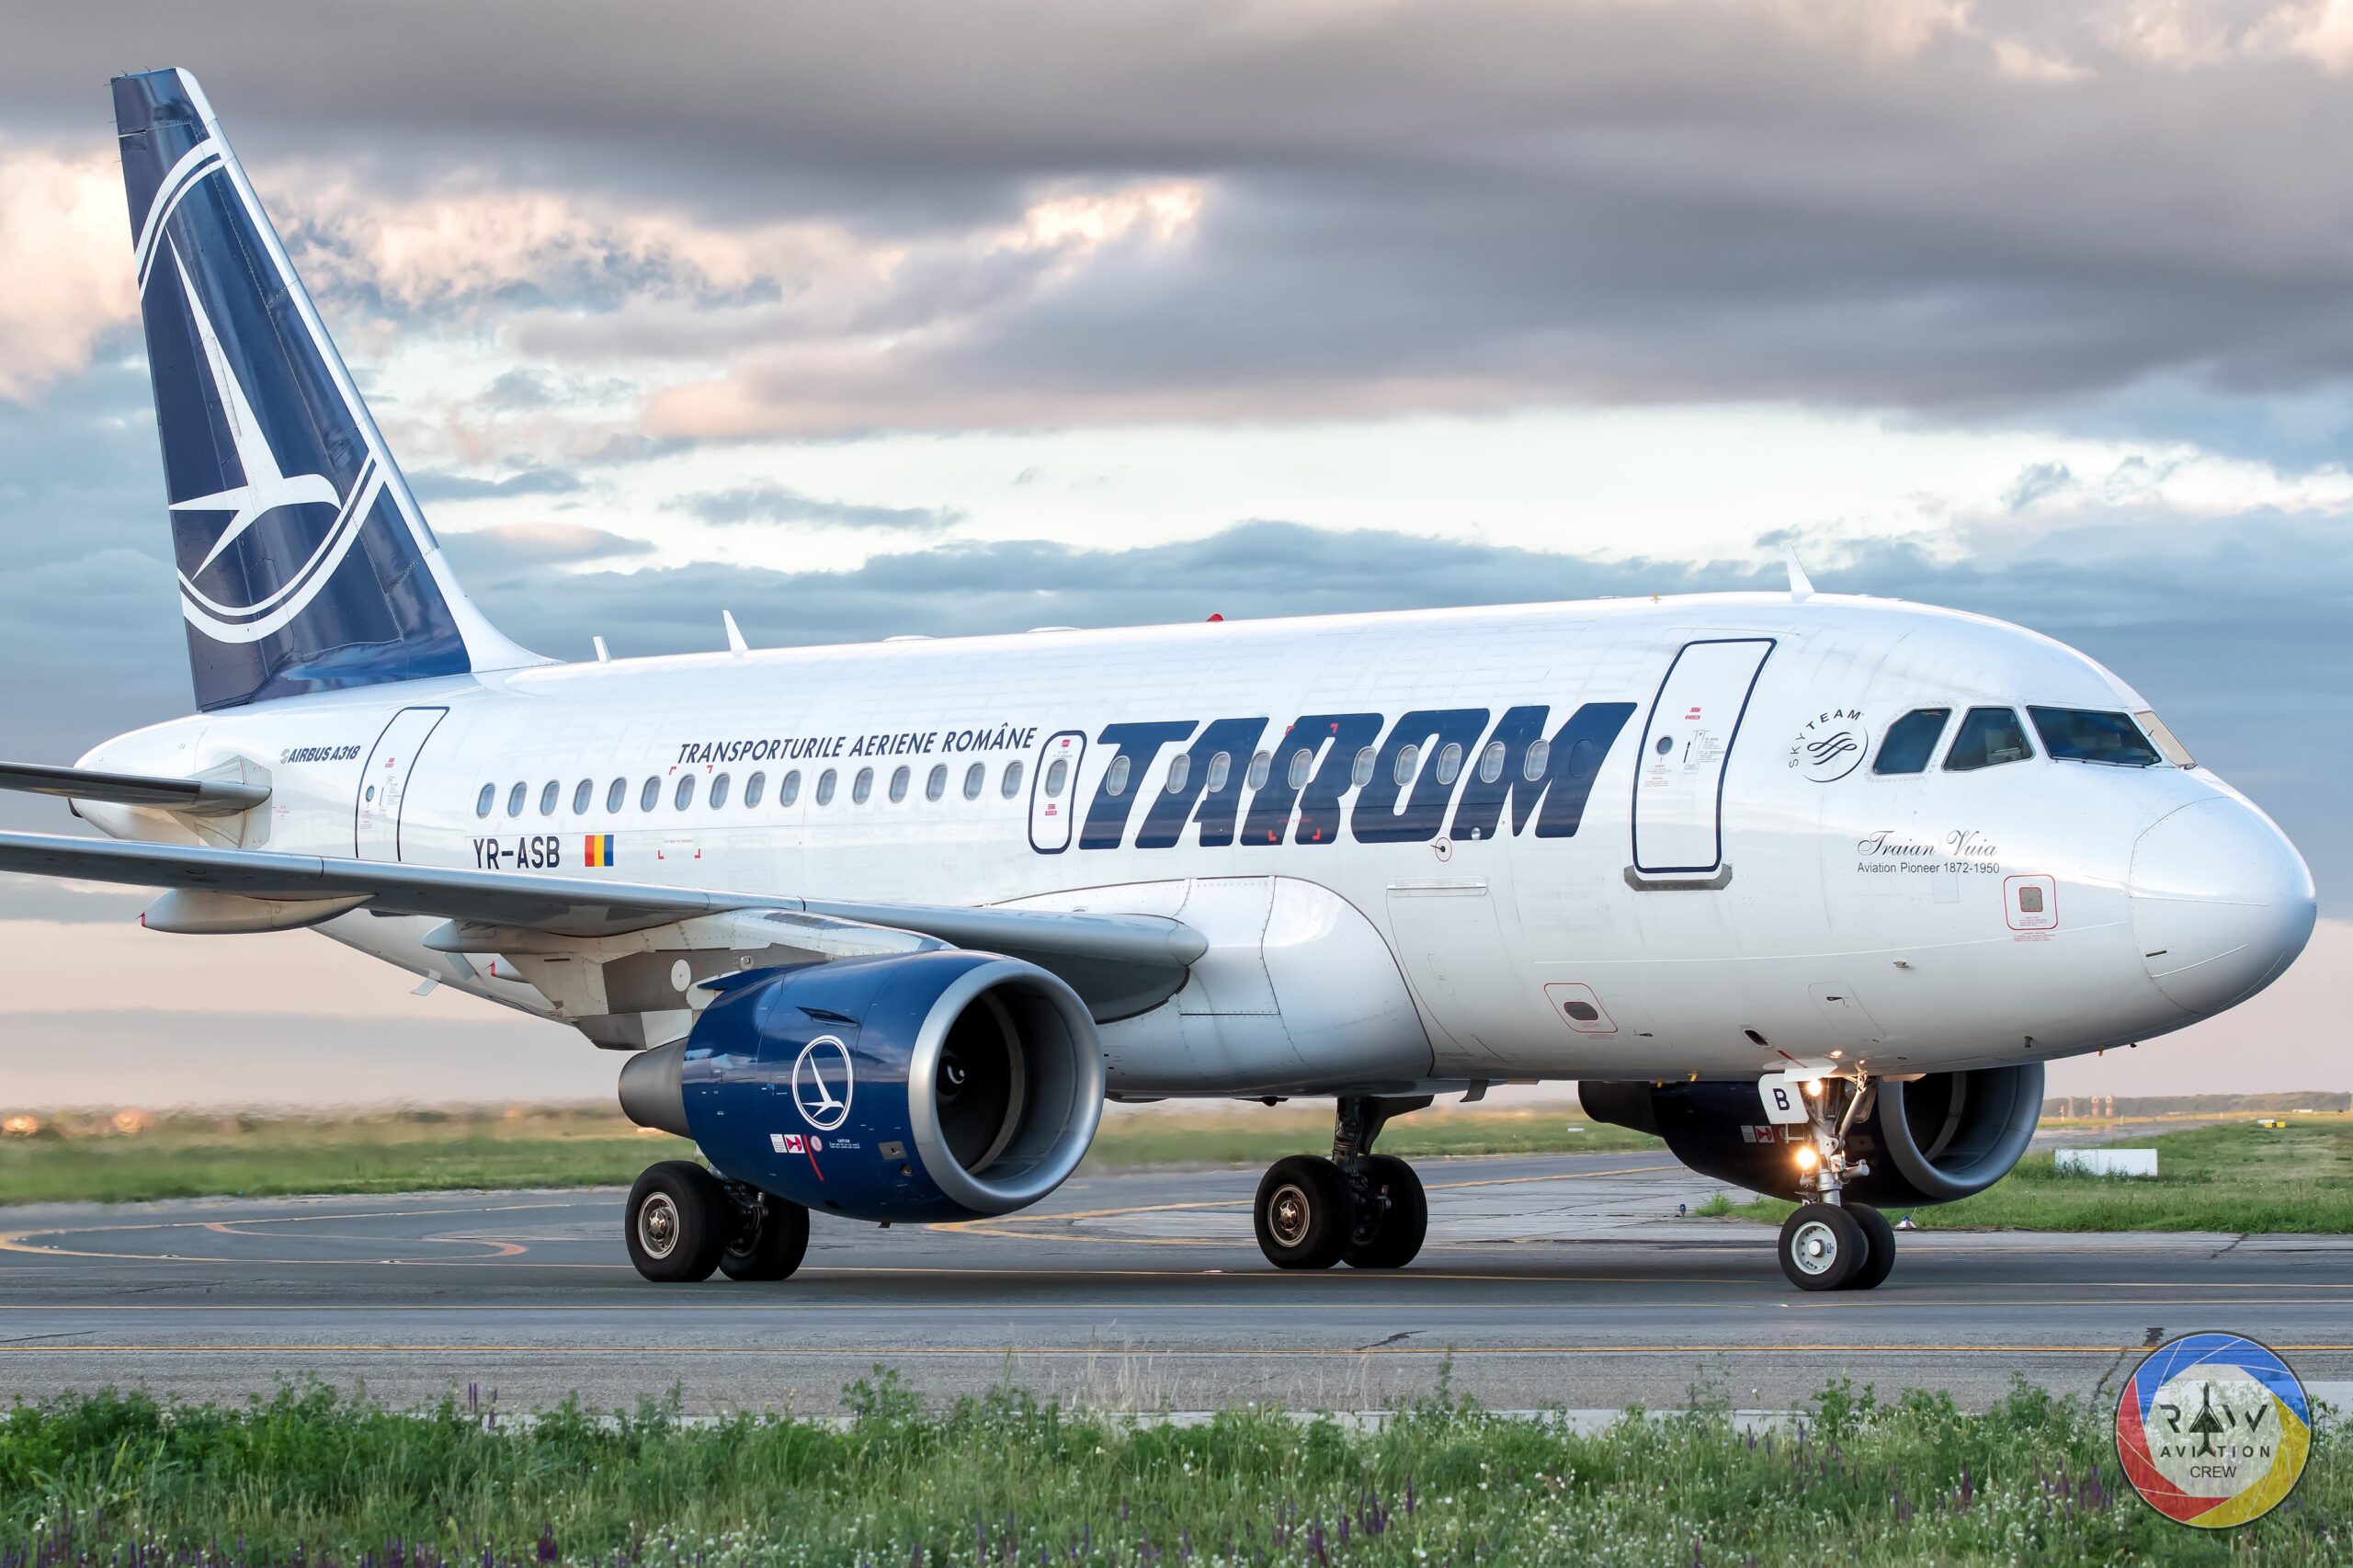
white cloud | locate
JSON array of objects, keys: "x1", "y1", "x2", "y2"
[{"x1": 0, "y1": 142, "x2": 138, "y2": 402}]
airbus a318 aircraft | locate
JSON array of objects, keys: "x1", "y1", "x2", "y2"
[{"x1": 0, "y1": 71, "x2": 2316, "y2": 1292}]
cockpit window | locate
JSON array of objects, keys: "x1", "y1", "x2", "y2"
[
  {"x1": 2133, "y1": 710, "x2": 2195, "y2": 767},
  {"x1": 1943, "y1": 708, "x2": 2033, "y2": 772},
  {"x1": 2028, "y1": 707, "x2": 2162, "y2": 768},
  {"x1": 1872, "y1": 708, "x2": 1951, "y2": 775}
]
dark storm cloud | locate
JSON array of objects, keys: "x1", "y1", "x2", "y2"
[
  {"x1": 11, "y1": 4, "x2": 2353, "y2": 445},
  {"x1": 671, "y1": 484, "x2": 963, "y2": 532}
]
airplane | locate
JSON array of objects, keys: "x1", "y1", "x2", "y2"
[{"x1": 0, "y1": 69, "x2": 2316, "y2": 1293}]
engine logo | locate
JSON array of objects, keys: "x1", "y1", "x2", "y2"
[
  {"x1": 2117, "y1": 1332, "x2": 2309, "y2": 1528},
  {"x1": 1788, "y1": 707, "x2": 1868, "y2": 782},
  {"x1": 791, "y1": 1035, "x2": 855, "y2": 1131}
]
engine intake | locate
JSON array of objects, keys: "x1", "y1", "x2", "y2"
[
  {"x1": 1579, "y1": 1063, "x2": 2042, "y2": 1207},
  {"x1": 620, "y1": 950, "x2": 1104, "y2": 1222}
]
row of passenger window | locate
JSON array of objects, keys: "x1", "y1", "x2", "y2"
[
  {"x1": 1872, "y1": 705, "x2": 2175, "y2": 777},
  {"x1": 472, "y1": 732, "x2": 1584, "y2": 823},
  {"x1": 474, "y1": 759, "x2": 1029, "y2": 821}
]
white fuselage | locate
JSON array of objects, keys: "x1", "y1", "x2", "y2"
[{"x1": 75, "y1": 591, "x2": 2315, "y2": 1096}]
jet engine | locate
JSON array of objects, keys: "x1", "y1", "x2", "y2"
[
  {"x1": 620, "y1": 949, "x2": 1105, "y2": 1222},
  {"x1": 1579, "y1": 1063, "x2": 2043, "y2": 1206}
]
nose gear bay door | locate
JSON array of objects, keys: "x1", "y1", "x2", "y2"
[
  {"x1": 1631, "y1": 639, "x2": 1773, "y2": 877},
  {"x1": 353, "y1": 705, "x2": 449, "y2": 860}
]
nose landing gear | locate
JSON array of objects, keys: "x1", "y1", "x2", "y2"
[
  {"x1": 1252, "y1": 1095, "x2": 1432, "y2": 1270},
  {"x1": 1774, "y1": 1074, "x2": 1897, "y2": 1291}
]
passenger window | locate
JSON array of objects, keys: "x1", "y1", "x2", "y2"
[
  {"x1": 780, "y1": 770, "x2": 801, "y2": 806},
  {"x1": 1479, "y1": 740, "x2": 1505, "y2": 784},
  {"x1": 640, "y1": 777, "x2": 660, "y2": 812},
  {"x1": 926, "y1": 765, "x2": 947, "y2": 802},
  {"x1": 744, "y1": 772, "x2": 766, "y2": 809},
  {"x1": 674, "y1": 774, "x2": 697, "y2": 810},
  {"x1": 1392, "y1": 744, "x2": 1420, "y2": 787},
  {"x1": 1206, "y1": 751, "x2": 1231, "y2": 793},
  {"x1": 1523, "y1": 738, "x2": 1551, "y2": 780},
  {"x1": 572, "y1": 779, "x2": 592, "y2": 815},
  {"x1": 1247, "y1": 751, "x2": 1270, "y2": 790},
  {"x1": 1286, "y1": 747, "x2": 1313, "y2": 790},
  {"x1": 710, "y1": 773, "x2": 731, "y2": 809},
  {"x1": 1040, "y1": 758, "x2": 1065, "y2": 798},
  {"x1": 962, "y1": 763, "x2": 983, "y2": 801},
  {"x1": 1567, "y1": 737, "x2": 1601, "y2": 779},
  {"x1": 607, "y1": 778, "x2": 626, "y2": 813},
  {"x1": 889, "y1": 766, "x2": 909, "y2": 803},
  {"x1": 538, "y1": 781, "x2": 558, "y2": 816},
  {"x1": 1351, "y1": 747, "x2": 1376, "y2": 788},
  {"x1": 474, "y1": 783, "x2": 494, "y2": 818},
  {"x1": 1435, "y1": 742, "x2": 1462, "y2": 786},
  {"x1": 1873, "y1": 708, "x2": 1951, "y2": 776},
  {"x1": 1944, "y1": 708, "x2": 2033, "y2": 772},
  {"x1": 815, "y1": 769, "x2": 835, "y2": 805},
  {"x1": 506, "y1": 782, "x2": 526, "y2": 817},
  {"x1": 1105, "y1": 755, "x2": 1131, "y2": 797},
  {"x1": 1001, "y1": 760, "x2": 1024, "y2": 798},
  {"x1": 1165, "y1": 754, "x2": 1190, "y2": 794},
  {"x1": 2028, "y1": 708, "x2": 2161, "y2": 768},
  {"x1": 852, "y1": 767, "x2": 873, "y2": 804},
  {"x1": 2134, "y1": 710, "x2": 2195, "y2": 767}
]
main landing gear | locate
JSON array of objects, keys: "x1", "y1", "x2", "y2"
[
  {"x1": 1774, "y1": 1074, "x2": 1898, "y2": 1292},
  {"x1": 624, "y1": 1160, "x2": 810, "y2": 1283},
  {"x1": 1253, "y1": 1096, "x2": 1432, "y2": 1271}
]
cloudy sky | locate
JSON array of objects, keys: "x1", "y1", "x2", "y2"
[{"x1": 0, "y1": 1, "x2": 2345, "y2": 1105}]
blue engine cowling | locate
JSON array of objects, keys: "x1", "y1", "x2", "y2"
[{"x1": 618, "y1": 950, "x2": 1106, "y2": 1222}]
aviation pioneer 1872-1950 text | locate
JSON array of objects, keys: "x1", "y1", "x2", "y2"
[{"x1": 0, "y1": 70, "x2": 2316, "y2": 1292}]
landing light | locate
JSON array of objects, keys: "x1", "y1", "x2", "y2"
[
  {"x1": 1794, "y1": 1144, "x2": 1820, "y2": 1171},
  {"x1": 1804, "y1": 1078, "x2": 1824, "y2": 1098}
]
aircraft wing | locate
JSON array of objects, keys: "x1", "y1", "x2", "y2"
[{"x1": 0, "y1": 829, "x2": 1206, "y2": 972}]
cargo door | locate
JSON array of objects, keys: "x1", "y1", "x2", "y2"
[
  {"x1": 354, "y1": 706, "x2": 449, "y2": 860},
  {"x1": 1631, "y1": 639, "x2": 1773, "y2": 876}
]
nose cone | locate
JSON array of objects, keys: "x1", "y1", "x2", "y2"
[{"x1": 2131, "y1": 798, "x2": 2316, "y2": 1017}]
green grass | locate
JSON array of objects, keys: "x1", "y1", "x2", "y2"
[
  {"x1": 0, "y1": 1104, "x2": 1655, "y2": 1208},
  {"x1": 1717, "y1": 1119, "x2": 2353, "y2": 1233},
  {"x1": 4, "y1": 1375, "x2": 2342, "y2": 1565}
]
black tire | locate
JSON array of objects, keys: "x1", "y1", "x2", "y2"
[
  {"x1": 1777, "y1": 1202, "x2": 1866, "y2": 1292},
  {"x1": 625, "y1": 1160, "x2": 728, "y2": 1283},
  {"x1": 1343, "y1": 1154, "x2": 1427, "y2": 1269},
  {"x1": 1254, "y1": 1154, "x2": 1351, "y2": 1269},
  {"x1": 719, "y1": 1189, "x2": 812, "y2": 1282},
  {"x1": 1846, "y1": 1202, "x2": 1896, "y2": 1291}
]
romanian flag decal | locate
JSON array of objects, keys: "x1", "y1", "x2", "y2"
[{"x1": 584, "y1": 834, "x2": 615, "y2": 868}]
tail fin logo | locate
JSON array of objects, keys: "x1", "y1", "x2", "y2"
[{"x1": 146, "y1": 197, "x2": 383, "y2": 644}]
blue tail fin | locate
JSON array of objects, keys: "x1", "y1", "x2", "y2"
[{"x1": 112, "y1": 69, "x2": 539, "y2": 710}]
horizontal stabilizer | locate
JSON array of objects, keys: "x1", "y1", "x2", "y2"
[{"x1": 0, "y1": 761, "x2": 268, "y2": 817}]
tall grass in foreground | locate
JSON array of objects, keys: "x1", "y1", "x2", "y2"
[{"x1": 2, "y1": 1376, "x2": 2341, "y2": 1565}]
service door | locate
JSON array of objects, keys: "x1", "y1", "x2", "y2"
[
  {"x1": 354, "y1": 706, "x2": 449, "y2": 860},
  {"x1": 1631, "y1": 639, "x2": 1773, "y2": 875},
  {"x1": 1028, "y1": 730, "x2": 1086, "y2": 854}
]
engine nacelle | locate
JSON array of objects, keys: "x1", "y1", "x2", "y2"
[
  {"x1": 619, "y1": 950, "x2": 1105, "y2": 1222},
  {"x1": 1580, "y1": 1064, "x2": 2043, "y2": 1207}
]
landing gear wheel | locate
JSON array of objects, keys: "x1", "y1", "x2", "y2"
[
  {"x1": 625, "y1": 1160, "x2": 728, "y2": 1282},
  {"x1": 1778, "y1": 1202, "x2": 1866, "y2": 1292},
  {"x1": 1845, "y1": 1202, "x2": 1896, "y2": 1291},
  {"x1": 718, "y1": 1189, "x2": 811, "y2": 1282},
  {"x1": 1255, "y1": 1154, "x2": 1352, "y2": 1270},
  {"x1": 1343, "y1": 1154, "x2": 1427, "y2": 1269}
]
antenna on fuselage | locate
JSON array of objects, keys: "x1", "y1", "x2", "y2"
[
  {"x1": 592, "y1": 636, "x2": 610, "y2": 663},
  {"x1": 1783, "y1": 548, "x2": 1815, "y2": 603},
  {"x1": 722, "y1": 611, "x2": 749, "y2": 655}
]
